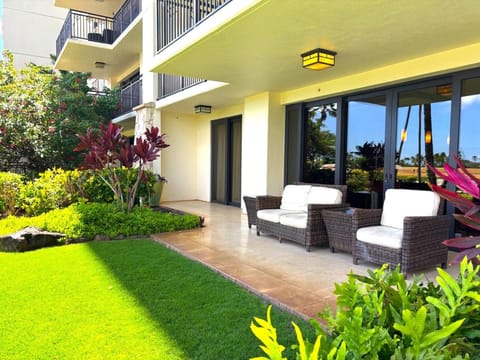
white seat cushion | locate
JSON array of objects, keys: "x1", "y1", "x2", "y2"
[
  {"x1": 279, "y1": 213, "x2": 307, "y2": 229},
  {"x1": 280, "y1": 185, "x2": 312, "y2": 211},
  {"x1": 306, "y1": 186, "x2": 342, "y2": 210},
  {"x1": 380, "y1": 189, "x2": 441, "y2": 229},
  {"x1": 356, "y1": 225, "x2": 403, "y2": 249},
  {"x1": 257, "y1": 209, "x2": 304, "y2": 223}
]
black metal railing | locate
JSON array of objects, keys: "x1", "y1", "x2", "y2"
[
  {"x1": 158, "y1": 73, "x2": 205, "y2": 99},
  {"x1": 113, "y1": 0, "x2": 141, "y2": 35},
  {"x1": 56, "y1": 0, "x2": 141, "y2": 57},
  {"x1": 119, "y1": 77, "x2": 143, "y2": 115},
  {"x1": 157, "y1": 0, "x2": 232, "y2": 51}
]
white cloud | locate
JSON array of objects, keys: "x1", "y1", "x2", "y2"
[{"x1": 461, "y1": 94, "x2": 480, "y2": 107}]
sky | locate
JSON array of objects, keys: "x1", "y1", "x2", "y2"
[{"x1": 320, "y1": 95, "x2": 480, "y2": 162}]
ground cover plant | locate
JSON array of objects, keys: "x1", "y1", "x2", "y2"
[
  {"x1": 0, "y1": 239, "x2": 313, "y2": 359},
  {"x1": 0, "y1": 202, "x2": 200, "y2": 242}
]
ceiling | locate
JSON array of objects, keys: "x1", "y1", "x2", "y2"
[
  {"x1": 151, "y1": 0, "x2": 480, "y2": 113},
  {"x1": 54, "y1": 0, "x2": 480, "y2": 114},
  {"x1": 54, "y1": 0, "x2": 124, "y2": 17}
]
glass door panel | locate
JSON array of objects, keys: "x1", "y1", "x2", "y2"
[
  {"x1": 456, "y1": 77, "x2": 480, "y2": 236},
  {"x1": 347, "y1": 95, "x2": 386, "y2": 208},
  {"x1": 211, "y1": 121, "x2": 227, "y2": 203},
  {"x1": 211, "y1": 117, "x2": 242, "y2": 206},
  {"x1": 230, "y1": 119, "x2": 242, "y2": 205},
  {"x1": 303, "y1": 103, "x2": 337, "y2": 184},
  {"x1": 395, "y1": 85, "x2": 451, "y2": 188}
]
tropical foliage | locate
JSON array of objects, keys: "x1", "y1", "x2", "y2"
[
  {"x1": 251, "y1": 261, "x2": 480, "y2": 359},
  {"x1": 75, "y1": 121, "x2": 169, "y2": 212},
  {"x1": 0, "y1": 50, "x2": 119, "y2": 175},
  {"x1": 427, "y1": 156, "x2": 480, "y2": 264}
]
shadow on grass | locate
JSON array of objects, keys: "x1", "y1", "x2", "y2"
[{"x1": 86, "y1": 239, "x2": 314, "y2": 360}]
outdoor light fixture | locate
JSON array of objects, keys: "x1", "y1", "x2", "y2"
[
  {"x1": 425, "y1": 130, "x2": 432, "y2": 144},
  {"x1": 194, "y1": 105, "x2": 212, "y2": 114},
  {"x1": 95, "y1": 61, "x2": 105, "y2": 69},
  {"x1": 401, "y1": 128, "x2": 408, "y2": 142},
  {"x1": 436, "y1": 84, "x2": 452, "y2": 97},
  {"x1": 301, "y1": 48, "x2": 336, "y2": 70}
]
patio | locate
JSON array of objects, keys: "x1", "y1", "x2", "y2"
[{"x1": 151, "y1": 200, "x2": 460, "y2": 320}]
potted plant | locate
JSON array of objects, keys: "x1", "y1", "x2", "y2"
[{"x1": 149, "y1": 174, "x2": 167, "y2": 207}]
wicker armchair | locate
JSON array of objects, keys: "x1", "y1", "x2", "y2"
[
  {"x1": 256, "y1": 184, "x2": 348, "y2": 251},
  {"x1": 352, "y1": 189, "x2": 451, "y2": 274}
]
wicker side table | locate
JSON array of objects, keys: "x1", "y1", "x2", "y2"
[
  {"x1": 322, "y1": 208, "x2": 354, "y2": 253},
  {"x1": 243, "y1": 196, "x2": 257, "y2": 228}
]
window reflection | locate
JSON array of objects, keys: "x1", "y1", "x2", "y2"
[
  {"x1": 396, "y1": 85, "x2": 451, "y2": 189},
  {"x1": 457, "y1": 78, "x2": 480, "y2": 236},
  {"x1": 303, "y1": 103, "x2": 337, "y2": 184},
  {"x1": 346, "y1": 96, "x2": 386, "y2": 207},
  {"x1": 460, "y1": 78, "x2": 480, "y2": 167}
]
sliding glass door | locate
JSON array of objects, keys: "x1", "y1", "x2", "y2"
[
  {"x1": 394, "y1": 84, "x2": 451, "y2": 188},
  {"x1": 211, "y1": 116, "x2": 242, "y2": 206}
]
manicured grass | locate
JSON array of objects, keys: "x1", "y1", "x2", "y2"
[{"x1": 0, "y1": 240, "x2": 315, "y2": 359}]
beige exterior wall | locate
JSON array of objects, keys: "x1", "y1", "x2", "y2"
[
  {"x1": 3, "y1": 0, "x2": 67, "y2": 68},
  {"x1": 160, "y1": 111, "x2": 200, "y2": 202},
  {"x1": 242, "y1": 92, "x2": 285, "y2": 198}
]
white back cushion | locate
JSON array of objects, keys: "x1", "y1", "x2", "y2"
[
  {"x1": 306, "y1": 186, "x2": 342, "y2": 209},
  {"x1": 380, "y1": 189, "x2": 441, "y2": 229},
  {"x1": 280, "y1": 185, "x2": 311, "y2": 211}
]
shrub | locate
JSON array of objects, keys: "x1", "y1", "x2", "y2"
[
  {"x1": 0, "y1": 203, "x2": 201, "y2": 242},
  {"x1": 346, "y1": 169, "x2": 370, "y2": 192},
  {"x1": 17, "y1": 168, "x2": 83, "y2": 216},
  {"x1": 250, "y1": 261, "x2": 480, "y2": 359},
  {"x1": 75, "y1": 121, "x2": 169, "y2": 212},
  {"x1": 80, "y1": 168, "x2": 155, "y2": 205},
  {"x1": 0, "y1": 172, "x2": 23, "y2": 216}
]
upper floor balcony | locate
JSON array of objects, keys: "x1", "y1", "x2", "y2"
[
  {"x1": 54, "y1": 0, "x2": 141, "y2": 84},
  {"x1": 157, "y1": 0, "x2": 233, "y2": 52}
]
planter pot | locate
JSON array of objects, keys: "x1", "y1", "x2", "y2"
[{"x1": 149, "y1": 181, "x2": 165, "y2": 206}]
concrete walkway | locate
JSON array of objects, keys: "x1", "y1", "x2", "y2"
[{"x1": 151, "y1": 200, "x2": 458, "y2": 320}]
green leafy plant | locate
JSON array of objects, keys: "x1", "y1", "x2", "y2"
[
  {"x1": 0, "y1": 172, "x2": 23, "y2": 216},
  {"x1": 17, "y1": 168, "x2": 83, "y2": 216},
  {"x1": 0, "y1": 50, "x2": 120, "y2": 174},
  {"x1": 250, "y1": 261, "x2": 480, "y2": 359},
  {"x1": 0, "y1": 202, "x2": 201, "y2": 241},
  {"x1": 75, "y1": 121, "x2": 169, "y2": 212}
]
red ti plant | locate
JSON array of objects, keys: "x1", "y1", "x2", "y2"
[
  {"x1": 427, "y1": 156, "x2": 480, "y2": 264},
  {"x1": 75, "y1": 121, "x2": 169, "y2": 212}
]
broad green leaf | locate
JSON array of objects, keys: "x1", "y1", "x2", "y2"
[{"x1": 421, "y1": 319, "x2": 464, "y2": 348}]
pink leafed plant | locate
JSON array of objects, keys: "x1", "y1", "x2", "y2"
[
  {"x1": 75, "y1": 121, "x2": 169, "y2": 213},
  {"x1": 427, "y1": 156, "x2": 480, "y2": 264}
]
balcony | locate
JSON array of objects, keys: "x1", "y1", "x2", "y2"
[
  {"x1": 119, "y1": 76, "x2": 143, "y2": 116},
  {"x1": 54, "y1": 0, "x2": 141, "y2": 83},
  {"x1": 56, "y1": 0, "x2": 141, "y2": 57},
  {"x1": 157, "y1": 0, "x2": 232, "y2": 51},
  {"x1": 158, "y1": 74, "x2": 205, "y2": 99}
]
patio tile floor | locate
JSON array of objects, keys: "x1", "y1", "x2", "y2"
[{"x1": 151, "y1": 200, "x2": 459, "y2": 321}]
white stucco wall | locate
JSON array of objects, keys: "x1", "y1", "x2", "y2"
[{"x1": 3, "y1": 0, "x2": 67, "y2": 68}]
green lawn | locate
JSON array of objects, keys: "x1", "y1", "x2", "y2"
[{"x1": 0, "y1": 239, "x2": 315, "y2": 359}]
